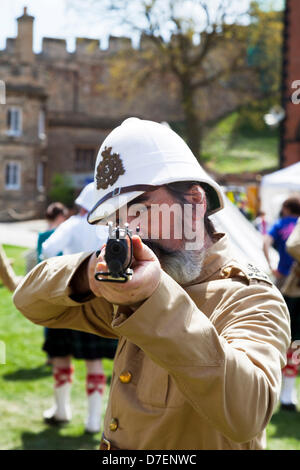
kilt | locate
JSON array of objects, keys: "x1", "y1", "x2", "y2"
[
  {"x1": 283, "y1": 295, "x2": 300, "y2": 342},
  {"x1": 43, "y1": 328, "x2": 118, "y2": 360}
]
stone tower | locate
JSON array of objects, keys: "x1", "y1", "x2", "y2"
[{"x1": 16, "y1": 7, "x2": 34, "y2": 64}]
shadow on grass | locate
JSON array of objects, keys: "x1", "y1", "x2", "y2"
[
  {"x1": 3, "y1": 364, "x2": 112, "y2": 383},
  {"x1": 269, "y1": 409, "x2": 300, "y2": 441},
  {"x1": 3, "y1": 364, "x2": 52, "y2": 381},
  {"x1": 14, "y1": 426, "x2": 100, "y2": 450}
]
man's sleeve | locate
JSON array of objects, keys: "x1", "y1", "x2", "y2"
[
  {"x1": 13, "y1": 252, "x2": 118, "y2": 339},
  {"x1": 42, "y1": 219, "x2": 73, "y2": 258},
  {"x1": 110, "y1": 271, "x2": 291, "y2": 443},
  {"x1": 286, "y1": 218, "x2": 300, "y2": 262}
]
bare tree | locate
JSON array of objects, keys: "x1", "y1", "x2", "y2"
[{"x1": 69, "y1": 0, "x2": 263, "y2": 159}]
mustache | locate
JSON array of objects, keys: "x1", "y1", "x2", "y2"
[{"x1": 141, "y1": 238, "x2": 178, "y2": 258}]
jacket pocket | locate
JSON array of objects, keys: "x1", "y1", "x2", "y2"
[{"x1": 136, "y1": 355, "x2": 168, "y2": 407}]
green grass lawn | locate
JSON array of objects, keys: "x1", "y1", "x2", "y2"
[
  {"x1": 1, "y1": 245, "x2": 300, "y2": 450},
  {"x1": 201, "y1": 113, "x2": 279, "y2": 174},
  {"x1": 0, "y1": 245, "x2": 113, "y2": 450}
]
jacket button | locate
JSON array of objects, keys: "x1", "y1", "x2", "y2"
[
  {"x1": 119, "y1": 371, "x2": 132, "y2": 384},
  {"x1": 109, "y1": 418, "x2": 118, "y2": 432}
]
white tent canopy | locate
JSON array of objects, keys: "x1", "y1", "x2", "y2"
[
  {"x1": 211, "y1": 197, "x2": 278, "y2": 274},
  {"x1": 260, "y1": 162, "x2": 300, "y2": 224}
]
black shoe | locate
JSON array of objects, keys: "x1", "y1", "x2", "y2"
[
  {"x1": 84, "y1": 428, "x2": 100, "y2": 435},
  {"x1": 44, "y1": 415, "x2": 70, "y2": 426},
  {"x1": 280, "y1": 403, "x2": 297, "y2": 412}
]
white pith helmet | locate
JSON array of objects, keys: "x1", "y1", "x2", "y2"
[
  {"x1": 75, "y1": 182, "x2": 95, "y2": 212},
  {"x1": 88, "y1": 117, "x2": 225, "y2": 224}
]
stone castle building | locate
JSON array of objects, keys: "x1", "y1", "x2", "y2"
[
  {"x1": 281, "y1": 0, "x2": 300, "y2": 167},
  {"x1": 0, "y1": 7, "x2": 269, "y2": 221},
  {"x1": 0, "y1": 7, "x2": 182, "y2": 221}
]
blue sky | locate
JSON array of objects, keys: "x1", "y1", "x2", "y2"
[{"x1": 0, "y1": 0, "x2": 284, "y2": 53}]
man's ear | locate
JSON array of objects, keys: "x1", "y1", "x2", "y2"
[{"x1": 184, "y1": 185, "x2": 207, "y2": 219}]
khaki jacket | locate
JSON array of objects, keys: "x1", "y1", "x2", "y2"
[{"x1": 13, "y1": 234, "x2": 290, "y2": 450}]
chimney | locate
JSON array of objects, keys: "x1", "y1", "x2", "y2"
[{"x1": 16, "y1": 7, "x2": 34, "y2": 63}]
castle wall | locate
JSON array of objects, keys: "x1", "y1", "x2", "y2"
[
  {"x1": 0, "y1": 6, "x2": 252, "y2": 220},
  {"x1": 46, "y1": 125, "x2": 110, "y2": 188}
]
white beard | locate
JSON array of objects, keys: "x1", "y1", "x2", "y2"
[
  {"x1": 142, "y1": 239, "x2": 205, "y2": 285},
  {"x1": 160, "y1": 248, "x2": 205, "y2": 285}
]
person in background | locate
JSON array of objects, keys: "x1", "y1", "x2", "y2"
[
  {"x1": 263, "y1": 198, "x2": 300, "y2": 283},
  {"x1": 37, "y1": 202, "x2": 69, "y2": 264},
  {"x1": 41, "y1": 182, "x2": 118, "y2": 434},
  {"x1": 263, "y1": 197, "x2": 300, "y2": 411},
  {"x1": 282, "y1": 217, "x2": 300, "y2": 411},
  {"x1": 42, "y1": 183, "x2": 100, "y2": 258},
  {"x1": 37, "y1": 202, "x2": 69, "y2": 366}
]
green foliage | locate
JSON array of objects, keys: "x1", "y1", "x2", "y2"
[
  {"x1": 248, "y1": 2, "x2": 283, "y2": 99},
  {"x1": 48, "y1": 173, "x2": 75, "y2": 209},
  {"x1": 171, "y1": 111, "x2": 279, "y2": 173},
  {"x1": 201, "y1": 112, "x2": 279, "y2": 173},
  {"x1": 232, "y1": 101, "x2": 281, "y2": 136}
]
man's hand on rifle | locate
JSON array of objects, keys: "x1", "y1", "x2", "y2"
[{"x1": 88, "y1": 235, "x2": 161, "y2": 306}]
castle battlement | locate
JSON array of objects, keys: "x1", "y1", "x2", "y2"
[
  {"x1": 5, "y1": 38, "x2": 16, "y2": 54},
  {"x1": 0, "y1": 6, "x2": 136, "y2": 63},
  {"x1": 41, "y1": 38, "x2": 68, "y2": 59},
  {"x1": 75, "y1": 37, "x2": 101, "y2": 56},
  {"x1": 108, "y1": 36, "x2": 132, "y2": 53}
]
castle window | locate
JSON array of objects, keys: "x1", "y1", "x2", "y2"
[
  {"x1": 5, "y1": 162, "x2": 21, "y2": 190},
  {"x1": 37, "y1": 162, "x2": 45, "y2": 191},
  {"x1": 0, "y1": 80, "x2": 5, "y2": 105},
  {"x1": 38, "y1": 110, "x2": 46, "y2": 140},
  {"x1": 7, "y1": 107, "x2": 22, "y2": 137},
  {"x1": 75, "y1": 147, "x2": 96, "y2": 172},
  {"x1": 7, "y1": 107, "x2": 22, "y2": 136}
]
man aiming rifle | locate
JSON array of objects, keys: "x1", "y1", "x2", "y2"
[{"x1": 14, "y1": 118, "x2": 290, "y2": 450}]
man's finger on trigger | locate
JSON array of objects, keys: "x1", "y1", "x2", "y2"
[
  {"x1": 132, "y1": 235, "x2": 157, "y2": 261},
  {"x1": 96, "y1": 260, "x2": 108, "y2": 273}
]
